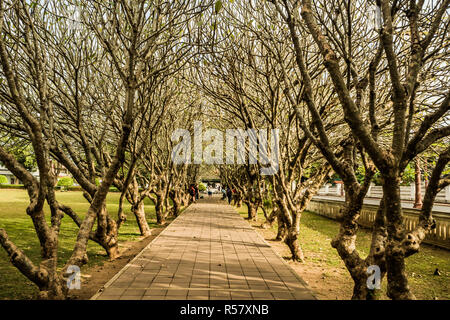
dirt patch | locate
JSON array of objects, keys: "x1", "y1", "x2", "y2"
[
  {"x1": 247, "y1": 221, "x2": 354, "y2": 300},
  {"x1": 67, "y1": 227, "x2": 167, "y2": 300}
]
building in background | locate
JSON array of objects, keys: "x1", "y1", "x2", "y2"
[{"x1": 0, "y1": 160, "x2": 72, "y2": 185}]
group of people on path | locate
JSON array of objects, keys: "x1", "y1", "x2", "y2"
[
  {"x1": 221, "y1": 186, "x2": 235, "y2": 204},
  {"x1": 188, "y1": 184, "x2": 199, "y2": 203},
  {"x1": 188, "y1": 183, "x2": 235, "y2": 205}
]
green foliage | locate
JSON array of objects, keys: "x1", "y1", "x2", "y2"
[
  {"x1": 356, "y1": 163, "x2": 415, "y2": 186},
  {"x1": 302, "y1": 162, "x2": 321, "y2": 178},
  {"x1": 372, "y1": 171, "x2": 382, "y2": 185},
  {"x1": 109, "y1": 186, "x2": 119, "y2": 192},
  {"x1": 15, "y1": 150, "x2": 36, "y2": 171},
  {"x1": 57, "y1": 177, "x2": 74, "y2": 187},
  {"x1": 214, "y1": 0, "x2": 223, "y2": 14},
  {"x1": 401, "y1": 163, "x2": 416, "y2": 185},
  {"x1": 0, "y1": 184, "x2": 25, "y2": 189},
  {"x1": 443, "y1": 165, "x2": 450, "y2": 176},
  {"x1": 355, "y1": 166, "x2": 366, "y2": 184},
  {"x1": 0, "y1": 139, "x2": 36, "y2": 171},
  {"x1": 0, "y1": 175, "x2": 7, "y2": 184},
  {"x1": 198, "y1": 183, "x2": 207, "y2": 192},
  {"x1": 67, "y1": 186, "x2": 83, "y2": 191},
  {"x1": 263, "y1": 198, "x2": 272, "y2": 209}
]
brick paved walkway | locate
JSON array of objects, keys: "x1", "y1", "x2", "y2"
[{"x1": 92, "y1": 197, "x2": 316, "y2": 300}]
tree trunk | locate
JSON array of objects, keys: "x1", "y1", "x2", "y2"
[
  {"x1": 284, "y1": 228, "x2": 304, "y2": 262},
  {"x1": 164, "y1": 196, "x2": 172, "y2": 217},
  {"x1": 331, "y1": 198, "x2": 368, "y2": 299},
  {"x1": 413, "y1": 160, "x2": 422, "y2": 208},
  {"x1": 347, "y1": 204, "x2": 388, "y2": 301},
  {"x1": 262, "y1": 206, "x2": 277, "y2": 229},
  {"x1": 169, "y1": 190, "x2": 182, "y2": 217},
  {"x1": 277, "y1": 201, "x2": 304, "y2": 262},
  {"x1": 133, "y1": 200, "x2": 151, "y2": 237},
  {"x1": 247, "y1": 202, "x2": 257, "y2": 221},
  {"x1": 126, "y1": 178, "x2": 151, "y2": 237},
  {"x1": 275, "y1": 208, "x2": 287, "y2": 241},
  {"x1": 182, "y1": 194, "x2": 189, "y2": 207},
  {"x1": 38, "y1": 271, "x2": 67, "y2": 300},
  {"x1": 94, "y1": 204, "x2": 120, "y2": 260},
  {"x1": 348, "y1": 265, "x2": 385, "y2": 300},
  {"x1": 154, "y1": 193, "x2": 165, "y2": 225},
  {"x1": 330, "y1": 185, "x2": 388, "y2": 300},
  {"x1": 383, "y1": 174, "x2": 415, "y2": 300},
  {"x1": 172, "y1": 198, "x2": 180, "y2": 217},
  {"x1": 233, "y1": 192, "x2": 242, "y2": 207}
]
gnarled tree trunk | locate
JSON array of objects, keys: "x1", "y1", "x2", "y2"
[
  {"x1": 262, "y1": 206, "x2": 278, "y2": 229},
  {"x1": 133, "y1": 200, "x2": 151, "y2": 237},
  {"x1": 331, "y1": 190, "x2": 387, "y2": 299},
  {"x1": 275, "y1": 208, "x2": 287, "y2": 241},
  {"x1": 382, "y1": 173, "x2": 415, "y2": 300},
  {"x1": 126, "y1": 178, "x2": 151, "y2": 237},
  {"x1": 93, "y1": 203, "x2": 120, "y2": 260},
  {"x1": 246, "y1": 201, "x2": 258, "y2": 221},
  {"x1": 233, "y1": 191, "x2": 242, "y2": 207},
  {"x1": 276, "y1": 198, "x2": 304, "y2": 262},
  {"x1": 151, "y1": 192, "x2": 167, "y2": 225},
  {"x1": 169, "y1": 188, "x2": 183, "y2": 217}
]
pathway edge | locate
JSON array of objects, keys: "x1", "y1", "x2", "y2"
[
  {"x1": 230, "y1": 204, "x2": 318, "y2": 300},
  {"x1": 90, "y1": 204, "x2": 192, "y2": 300}
]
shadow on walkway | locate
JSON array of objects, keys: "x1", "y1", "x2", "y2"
[{"x1": 92, "y1": 196, "x2": 316, "y2": 300}]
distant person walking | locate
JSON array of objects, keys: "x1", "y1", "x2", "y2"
[
  {"x1": 226, "y1": 187, "x2": 232, "y2": 204},
  {"x1": 207, "y1": 187, "x2": 212, "y2": 198},
  {"x1": 189, "y1": 184, "x2": 196, "y2": 203},
  {"x1": 195, "y1": 184, "x2": 199, "y2": 200},
  {"x1": 221, "y1": 188, "x2": 227, "y2": 200}
]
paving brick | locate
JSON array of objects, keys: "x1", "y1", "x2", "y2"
[
  {"x1": 96, "y1": 295, "x2": 120, "y2": 300},
  {"x1": 187, "y1": 296, "x2": 208, "y2": 300},
  {"x1": 144, "y1": 289, "x2": 167, "y2": 296},
  {"x1": 272, "y1": 292, "x2": 295, "y2": 300},
  {"x1": 92, "y1": 197, "x2": 315, "y2": 301},
  {"x1": 251, "y1": 292, "x2": 274, "y2": 299},
  {"x1": 101, "y1": 287, "x2": 125, "y2": 296},
  {"x1": 119, "y1": 295, "x2": 142, "y2": 300},
  {"x1": 167, "y1": 289, "x2": 189, "y2": 296},
  {"x1": 142, "y1": 296, "x2": 166, "y2": 300},
  {"x1": 165, "y1": 295, "x2": 187, "y2": 300},
  {"x1": 123, "y1": 288, "x2": 146, "y2": 297},
  {"x1": 230, "y1": 292, "x2": 253, "y2": 300}
]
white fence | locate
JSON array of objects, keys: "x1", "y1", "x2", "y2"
[
  {"x1": 318, "y1": 184, "x2": 450, "y2": 203},
  {"x1": 307, "y1": 198, "x2": 450, "y2": 250}
]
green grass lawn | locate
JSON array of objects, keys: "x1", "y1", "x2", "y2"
[
  {"x1": 0, "y1": 189, "x2": 163, "y2": 300},
  {"x1": 236, "y1": 204, "x2": 450, "y2": 300}
]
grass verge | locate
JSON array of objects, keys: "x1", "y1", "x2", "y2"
[
  {"x1": 235, "y1": 203, "x2": 450, "y2": 300},
  {"x1": 0, "y1": 189, "x2": 169, "y2": 300}
]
